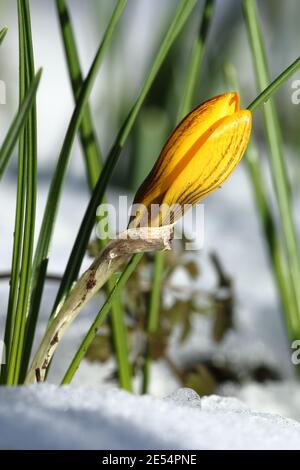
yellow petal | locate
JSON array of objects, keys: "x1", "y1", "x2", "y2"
[
  {"x1": 133, "y1": 92, "x2": 239, "y2": 210},
  {"x1": 159, "y1": 109, "x2": 252, "y2": 224}
]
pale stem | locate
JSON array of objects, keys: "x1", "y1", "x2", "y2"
[{"x1": 25, "y1": 225, "x2": 174, "y2": 384}]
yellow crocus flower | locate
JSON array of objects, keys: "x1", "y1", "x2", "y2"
[{"x1": 131, "y1": 92, "x2": 252, "y2": 227}]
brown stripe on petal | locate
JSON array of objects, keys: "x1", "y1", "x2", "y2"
[
  {"x1": 178, "y1": 122, "x2": 249, "y2": 207},
  {"x1": 133, "y1": 94, "x2": 239, "y2": 208},
  {"x1": 170, "y1": 129, "x2": 237, "y2": 208}
]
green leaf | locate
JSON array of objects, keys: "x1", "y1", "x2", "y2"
[
  {"x1": 0, "y1": 26, "x2": 8, "y2": 44},
  {"x1": 0, "y1": 69, "x2": 42, "y2": 179},
  {"x1": 55, "y1": 0, "x2": 103, "y2": 189},
  {"x1": 177, "y1": 0, "x2": 215, "y2": 120},
  {"x1": 20, "y1": 0, "x2": 127, "y2": 379},
  {"x1": 4, "y1": 0, "x2": 37, "y2": 385},
  {"x1": 247, "y1": 56, "x2": 300, "y2": 113},
  {"x1": 244, "y1": 0, "x2": 300, "y2": 338}
]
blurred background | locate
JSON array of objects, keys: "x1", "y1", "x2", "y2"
[{"x1": 1, "y1": 0, "x2": 300, "y2": 420}]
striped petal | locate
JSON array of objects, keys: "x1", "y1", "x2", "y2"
[
  {"x1": 133, "y1": 92, "x2": 240, "y2": 210},
  {"x1": 159, "y1": 110, "x2": 252, "y2": 224}
]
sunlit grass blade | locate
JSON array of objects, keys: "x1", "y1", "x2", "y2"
[
  {"x1": 0, "y1": 69, "x2": 42, "y2": 179},
  {"x1": 178, "y1": 0, "x2": 215, "y2": 118},
  {"x1": 247, "y1": 56, "x2": 300, "y2": 113},
  {"x1": 0, "y1": 26, "x2": 8, "y2": 44},
  {"x1": 61, "y1": 253, "x2": 143, "y2": 384},
  {"x1": 4, "y1": 0, "x2": 37, "y2": 385},
  {"x1": 243, "y1": 0, "x2": 300, "y2": 337},
  {"x1": 142, "y1": 250, "x2": 165, "y2": 394},
  {"x1": 51, "y1": 0, "x2": 198, "y2": 320},
  {"x1": 246, "y1": 143, "x2": 295, "y2": 335},
  {"x1": 20, "y1": 0, "x2": 127, "y2": 380},
  {"x1": 142, "y1": 0, "x2": 215, "y2": 394},
  {"x1": 55, "y1": 0, "x2": 102, "y2": 188},
  {"x1": 1, "y1": 10, "x2": 27, "y2": 385},
  {"x1": 109, "y1": 273, "x2": 132, "y2": 391}
]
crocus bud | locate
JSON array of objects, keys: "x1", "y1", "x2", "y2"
[{"x1": 131, "y1": 92, "x2": 252, "y2": 227}]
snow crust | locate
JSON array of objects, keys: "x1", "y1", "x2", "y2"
[{"x1": 0, "y1": 385, "x2": 300, "y2": 450}]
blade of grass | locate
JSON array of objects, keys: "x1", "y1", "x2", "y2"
[
  {"x1": 55, "y1": 0, "x2": 132, "y2": 391},
  {"x1": 51, "y1": 0, "x2": 198, "y2": 320},
  {"x1": 55, "y1": 0, "x2": 102, "y2": 189},
  {"x1": 20, "y1": 0, "x2": 127, "y2": 380},
  {"x1": 243, "y1": 0, "x2": 300, "y2": 337},
  {"x1": 142, "y1": 250, "x2": 165, "y2": 394},
  {"x1": 1, "y1": 9, "x2": 27, "y2": 385},
  {"x1": 108, "y1": 277, "x2": 133, "y2": 391},
  {"x1": 109, "y1": 273, "x2": 132, "y2": 391},
  {"x1": 0, "y1": 26, "x2": 8, "y2": 44},
  {"x1": 62, "y1": 53, "x2": 300, "y2": 385},
  {"x1": 0, "y1": 69, "x2": 42, "y2": 179},
  {"x1": 143, "y1": 0, "x2": 215, "y2": 394},
  {"x1": 5, "y1": 0, "x2": 37, "y2": 385},
  {"x1": 61, "y1": 253, "x2": 143, "y2": 384},
  {"x1": 247, "y1": 56, "x2": 300, "y2": 113},
  {"x1": 246, "y1": 144, "x2": 294, "y2": 336},
  {"x1": 178, "y1": 0, "x2": 214, "y2": 117}
]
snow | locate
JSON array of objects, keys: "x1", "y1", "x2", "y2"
[
  {"x1": 220, "y1": 381, "x2": 300, "y2": 422},
  {"x1": 0, "y1": 384, "x2": 300, "y2": 450}
]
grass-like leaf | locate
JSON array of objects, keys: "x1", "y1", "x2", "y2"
[
  {"x1": 4, "y1": 0, "x2": 37, "y2": 385},
  {"x1": 55, "y1": 0, "x2": 103, "y2": 188},
  {"x1": 109, "y1": 273, "x2": 133, "y2": 391},
  {"x1": 247, "y1": 56, "x2": 300, "y2": 113},
  {"x1": 1, "y1": 12, "x2": 27, "y2": 385},
  {"x1": 244, "y1": 0, "x2": 300, "y2": 338},
  {"x1": 142, "y1": 250, "x2": 165, "y2": 394},
  {"x1": 178, "y1": 0, "x2": 215, "y2": 118},
  {"x1": 20, "y1": 0, "x2": 127, "y2": 379},
  {"x1": 0, "y1": 26, "x2": 8, "y2": 44},
  {"x1": 0, "y1": 69, "x2": 42, "y2": 179}
]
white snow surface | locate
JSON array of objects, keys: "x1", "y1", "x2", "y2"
[
  {"x1": 0, "y1": 385, "x2": 300, "y2": 450},
  {"x1": 220, "y1": 380, "x2": 300, "y2": 421}
]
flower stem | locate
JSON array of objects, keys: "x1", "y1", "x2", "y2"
[{"x1": 61, "y1": 254, "x2": 144, "y2": 385}]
